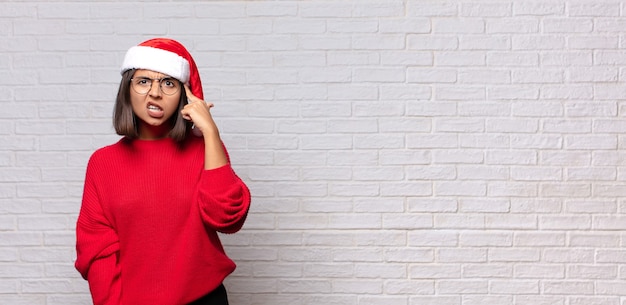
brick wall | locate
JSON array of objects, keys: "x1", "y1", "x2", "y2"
[{"x1": 1, "y1": 1, "x2": 626, "y2": 304}]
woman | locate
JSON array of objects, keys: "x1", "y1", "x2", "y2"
[{"x1": 75, "y1": 38, "x2": 251, "y2": 305}]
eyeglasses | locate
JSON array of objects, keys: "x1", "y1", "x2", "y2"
[{"x1": 130, "y1": 76, "x2": 181, "y2": 96}]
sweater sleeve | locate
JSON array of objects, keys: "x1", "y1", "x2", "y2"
[
  {"x1": 75, "y1": 159, "x2": 122, "y2": 305},
  {"x1": 197, "y1": 163, "x2": 251, "y2": 234}
]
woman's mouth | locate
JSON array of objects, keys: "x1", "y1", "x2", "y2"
[{"x1": 147, "y1": 103, "x2": 164, "y2": 118}]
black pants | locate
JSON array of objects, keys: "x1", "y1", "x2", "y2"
[{"x1": 187, "y1": 284, "x2": 229, "y2": 305}]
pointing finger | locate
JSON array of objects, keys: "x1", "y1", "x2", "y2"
[{"x1": 184, "y1": 84, "x2": 197, "y2": 102}]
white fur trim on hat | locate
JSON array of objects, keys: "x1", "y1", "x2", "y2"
[{"x1": 120, "y1": 45, "x2": 190, "y2": 83}]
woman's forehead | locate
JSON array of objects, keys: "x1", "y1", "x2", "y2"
[{"x1": 133, "y1": 69, "x2": 174, "y2": 79}]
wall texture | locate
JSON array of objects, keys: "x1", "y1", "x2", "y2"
[{"x1": 2, "y1": 1, "x2": 626, "y2": 304}]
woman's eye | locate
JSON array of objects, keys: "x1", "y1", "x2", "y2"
[{"x1": 164, "y1": 80, "x2": 175, "y2": 87}]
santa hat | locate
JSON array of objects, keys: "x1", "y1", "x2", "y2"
[{"x1": 120, "y1": 38, "x2": 203, "y2": 99}]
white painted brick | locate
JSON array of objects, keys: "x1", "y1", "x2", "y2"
[
  {"x1": 459, "y1": 232, "x2": 512, "y2": 247},
  {"x1": 570, "y1": 3, "x2": 620, "y2": 17},
  {"x1": 540, "y1": 183, "x2": 591, "y2": 198},
  {"x1": 543, "y1": 51, "x2": 592, "y2": 66},
  {"x1": 438, "y1": 248, "x2": 487, "y2": 263},
  {"x1": 511, "y1": 134, "x2": 562, "y2": 149},
  {"x1": 327, "y1": 51, "x2": 380, "y2": 66},
  {"x1": 566, "y1": 200, "x2": 616, "y2": 213},
  {"x1": 593, "y1": 215, "x2": 626, "y2": 230},
  {"x1": 486, "y1": 214, "x2": 537, "y2": 230},
  {"x1": 303, "y1": 263, "x2": 351, "y2": 278},
  {"x1": 435, "y1": 214, "x2": 485, "y2": 229},
  {"x1": 384, "y1": 279, "x2": 433, "y2": 294},
  {"x1": 327, "y1": 151, "x2": 378, "y2": 166},
  {"x1": 221, "y1": 19, "x2": 273, "y2": 35},
  {"x1": 596, "y1": 249, "x2": 626, "y2": 263},
  {"x1": 196, "y1": 37, "x2": 247, "y2": 52},
  {"x1": 569, "y1": 36, "x2": 619, "y2": 50},
  {"x1": 514, "y1": 296, "x2": 565, "y2": 305},
  {"x1": 514, "y1": 232, "x2": 566, "y2": 247},
  {"x1": 436, "y1": 51, "x2": 486, "y2": 66},
  {"x1": 596, "y1": 281, "x2": 626, "y2": 295},
  {"x1": 354, "y1": 101, "x2": 406, "y2": 117},
  {"x1": 511, "y1": 167, "x2": 562, "y2": 181},
  {"x1": 246, "y1": 2, "x2": 297, "y2": 17},
  {"x1": 459, "y1": 69, "x2": 510, "y2": 84},
  {"x1": 436, "y1": 86, "x2": 485, "y2": 100},
  {"x1": 435, "y1": 181, "x2": 486, "y2": 196},
  {"x1": 351, "y1": 263, "x2": 407, "y2": 279},
  {"x1": 459, "y1": 198, "x2": 509, "y2": 212},
  {"x1": 568, "y1": 265, "x2": 617, "y2": 279},
  {"x1": 543, "y1": 280, "x2": 595, "y2": 295},
  {"x1": 355, "y1": 134, "x2": 404, "y2": 149},
  {"x1": 433, "y1": 149, "x2": 483, "y2": 164},
  {"x1": 488, "y1": 248, "x2": 540, "y2": 262},
  {"x1": 514, "y1": 264, "x2": 565, "y2": 279},
  {"x1": 460, "y1": 35, "x2": 510, "y2": 50},
  {"x1": 333, "y1": 248, "x2": 383, "y2": 263},
  {"x1": 353, "y1": 68, "x2": 405, "y2": 83},
  {"x1": 329, "y1": 183, "x2": 379, "y2": 197},
  {"x1": 539, "y1": 215, "x2": 591, "y2": 230},
  {"x1": 461, "y1": 3, "x2": 511, "y2": 17},
  {"x1": 513, "y1": 3, "x2": 565, "y2": 16},
  {"x1": 438, "y1": 279, "x2": 488, "y2": 294},
  {"x1": 465, "y1": 295, "x2": 514, "y2": 305},
  {"x1": 488, "y1": 52, "x2": 538, "y2": 67},
  {"x1": 433, "y1": 19, "x2": 484, "y2": 34},
  {"x1": 332, "y1": 279, "x2": 382, "y2": 294},
  {"x1": 408, "y1": 68, "x2": 457, "y2": 83},
  {"x1": 300, "y1": 67, "x2": 351, "y2": 83},
  {"x1": 459, "y1": 134, "x2": 510, "y2": 148},
  {"x1": 543, "y1": 18, "x2": 593, "y2": 33},
  {"x1": 567, "y1": 101, "x2": 618, "y2": 117},
  {"x1": 45, "y1": 294, "x2": 92, "y2": 305},
  {"x1": 463, "y1": 264, "x2": 513, "y2": 278},
  {"x1": 306, "y1": 232, "x2": 354, "y2": 247},
  {"x1": 300, "y1": 35, "x2": 351, "y2": 51},
  {"x1": 407, "y1": 35, "x2": 458, "y2": 50},
  {"x1": 407, "y1": 2, "x2": 457, "y2": 16},
  {"x1": 489, "y1": 85, "x2": 540, "y2": 100},
  {"x1": 302, "y1": 167, "x2": 351, "y2": 180},
  {"x1": 406, "y1": 100, "x2": 457, "y2": 116},
  {"x1": 354, "y1": 230, "x2": 406, "y2": 247},
  {"x1": 327, "y1": 20, "x2": 378, "y2": 34},
  {"x1": 513, "y1": 35, "x2": 566, "y2": 50},
  {"x1": 490, "y1": 280, "x2": 538, "y2": 294},
  {"x1": 408, "y1": 230, "x2": 458, "y2": 247},
  {"x1": 278, "y1": 279, "x2": 332, "y2": 293},
  {"x1": 487, "y1": 18, "x2": 538, "y2": 33},
  {"x1": 379, "y1": 19, "x2": 430, "y2": 34},
  {"x1": 486, "y1": 118, "x2": 537, "y2": 133},
  {"x1": 509, "y1": 198, "x2": 561, "y2": 213},
  {"x1": 512, "y1": 69, "x2": 563, "y2": 84},
  {"x1": 567, "y1": 167, "x2": 616, "y2": 181},
  {"x1": 328, "y1": 85, "x2": 378, "y2": 100},
  {"x1": 385, "y1": 247, "x2": 435, "y2": 262},
  {"x1": 354, "y1": 1, "x2": 405, "y2": 18},
  {"x1": 18, "y1": 216, "x2": 68, "y2": 231},
  {"x1": 382, "y1": 214, "x2": 432, "y2": 229},
  {"x1": 406, "y1": 166, "x2": 456, "y2": 181}
]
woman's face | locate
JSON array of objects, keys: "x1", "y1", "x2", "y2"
[{"x1": 130, "y1": 69, "x2": 182, "y2": 140}]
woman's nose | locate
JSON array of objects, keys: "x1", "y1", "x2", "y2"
[{"x1": 148, "y1": 79, "x2": 161, "y2": 97}]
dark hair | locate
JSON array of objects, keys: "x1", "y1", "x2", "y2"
[{"x1": 113, "y1": 69, "x2": 191, "y2": 142}]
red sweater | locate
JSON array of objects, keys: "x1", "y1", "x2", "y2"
[{"x1": 75, "y1": 136, "x2": 250, "y2": 305}]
